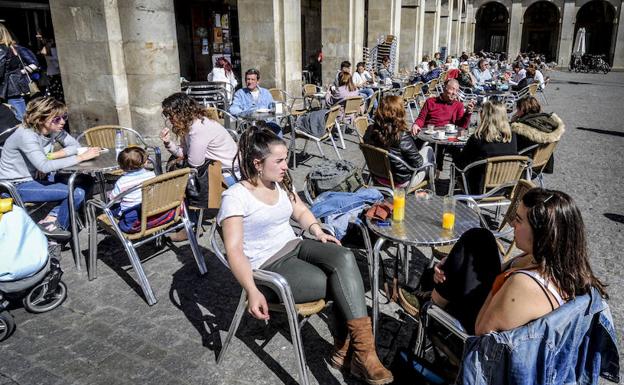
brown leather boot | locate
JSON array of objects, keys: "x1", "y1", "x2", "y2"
[
  {"x1": 167, "y1": 229, "x2": 188, "y2": 242},
  {"x1": 347, "y1": 317, "x2": 393, "y2": 385},
  {"x1": 329, "y1": 335, "x2": 351, "y2": 370}
]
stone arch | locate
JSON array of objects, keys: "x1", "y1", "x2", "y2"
[
  {"x1": 575, "y1": 0, "x2": 617, "y2": 64},
  {"x1": 474, "y1": 1, "x2": 510, "y2": 52},
  {"x1": 520, "y1": 1, "x2": 560, "y2": 61}
]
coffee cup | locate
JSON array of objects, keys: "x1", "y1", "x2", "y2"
[
  {"x1": 445, "y1": 124, "x2": 456, "y2": 133},
  {"x1": 434, "y1": 131, "x2": 446, "y2": 140}
]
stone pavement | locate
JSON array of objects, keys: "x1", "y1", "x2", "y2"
[{"x1": 1, "y1": 70, "x2": 623, "y2": 385}]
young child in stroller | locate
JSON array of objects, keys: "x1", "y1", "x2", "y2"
[{"x1": 0, "y1": 198, "x2": 67, "y2": 341}]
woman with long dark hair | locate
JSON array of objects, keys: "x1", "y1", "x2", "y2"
[
  {"x1": 430, "y1": 188, "x2": 608, "y2": 335},
  {"x1": 217, "y1": 126, "x2": 393, "y2": 384}
]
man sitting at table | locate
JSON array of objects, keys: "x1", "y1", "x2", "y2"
[
  {"x1": 411, "y1": 79, "x2": 475, "y2": 172},
  {"x1": 508, "y1": 62, "x2": 526, "y2": 87},
  {"x1": 229, "y1": 68, "x2": 281, "y2": 136},
  {"x1": 472, "y1": 59, "x2": 492, "y2": 85},
  {"x1": 333, "y1": 60, "x2": 352, "y2": 87}
]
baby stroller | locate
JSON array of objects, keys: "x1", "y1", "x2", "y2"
[{"x1": 0, "y1": 198, "x2": 67, "y2": 341}]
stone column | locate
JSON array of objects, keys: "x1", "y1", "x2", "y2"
[
  {"x1": 557, "y1": 0, "x2": 577, "y2": 69},
  {"x1": 610, "y1": 2, "x2": 624, "y2": 69},
  {"x1": 367, "y1": 0, "x2": 402, "y2": 72},
  {"x1": 50, "y1": 0, "x2": 180, "y2": 138},
  {"x1": 454, "y1": 0, "x2": 463, "y2": 56},
  {"x1": 321, "y1": 0, "x2": 365, "y2": 85},
  {"x1": 438, "y1": 0, "x2": 454, "y2": 57},
  {"x1": 423, "y1": 0, "x2": 441, "y2": 56},
  {"x1": 238, "y1": 0, "x2": 302, "y2": 95},
  {"x1": 508, "y1": 0, "x2": 523, "y2": 58},
  {"x1": 399, "y1": 0, "x2": 426, "y2": 70}
]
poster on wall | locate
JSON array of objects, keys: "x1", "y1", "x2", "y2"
[
  {"x1": 221, "y1": 14, "x2": 229, "y2": 29},
  {"x1": 213, "y1": 27, "x2": 223, "y2": 44},
  {"x1": 201, "y1": 38, "x2": 209, "y2": 55},
  {"x1": 214, "y1": 13, "x2": 221, "y2": 27}
]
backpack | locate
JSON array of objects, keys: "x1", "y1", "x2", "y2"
[{"x1": 306, "y1": 159, "x2": 363, "y2": 200}]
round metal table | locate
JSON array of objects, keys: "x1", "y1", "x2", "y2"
[
  {"x1": 366, "y1": 194, "x2": 481, "y2": 334},
  {"x1": 58, "y1": 150, "x2": 119, "y2": 270}
]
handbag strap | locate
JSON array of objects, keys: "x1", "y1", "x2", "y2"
[{"x1": 11, "y1": 46, "x2": 33, "y2": 83}]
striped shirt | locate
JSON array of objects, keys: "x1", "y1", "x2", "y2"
[{"x1": 110, "y1": 168, "x2": 156, "y2": 211}]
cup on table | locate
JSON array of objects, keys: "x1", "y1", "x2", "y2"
[
  {"x1": 392, "y1": 188, "x2": 406, "y2": 222},
  {"x1": 434, "y1": 131, "x2": 446, "y2": 140},
  {"x1": 415, "y1": 189, "x2": 433, "y2": 200},
  {"x1": 426, "y1": 124, "x2": 434, "y2": 131},
  {"x1": 442, "y1": 196, "x2": 456, "y2": 230}
]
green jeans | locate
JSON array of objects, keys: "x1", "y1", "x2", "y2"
[{"x1": 261, "y1": 239, "x2": 368, "y2": 321}]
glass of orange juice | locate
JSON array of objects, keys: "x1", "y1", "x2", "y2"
[
  {"x1": 442, "y1": 197, "x2": 456, "y2": 230},
  {"x1": 393, "y1": 188, "x2": 406, "y2": 222}
]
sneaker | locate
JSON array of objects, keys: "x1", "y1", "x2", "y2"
[{"x1": 38, "y1": 220, "x2": 71, "y2": 240}]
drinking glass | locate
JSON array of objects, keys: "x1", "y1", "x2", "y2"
[
  {"x1": 393, "y1": 188, "x2": 406, "y2": 222},
  {"x1": 442, "y1": 196, "x2": 456, "y2": 230}
]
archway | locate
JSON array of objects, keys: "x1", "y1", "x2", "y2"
[
  {"x1": 575, "y1": 0, "x2": 616, "y2": 65},
  {"x1": 521, "y1": 1, "x2": 560, "y2": 61},
  {"x1": 474, "y1": 2, "x2": 509, "y2": 53}
]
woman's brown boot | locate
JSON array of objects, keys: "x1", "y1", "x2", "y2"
[
  {"x1": 329, "y1": 335, "x2": 351, "y2": 370},
  {"x1": 347, "y1": 317, "x2": 393, "y2": 385}
]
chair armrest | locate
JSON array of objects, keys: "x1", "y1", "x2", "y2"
[
  {"x1": 0, "y1": 181, "x2": 25, "y2": 207},
  {"x1": 518, "y1": 144, "x2": 539, "y2": 155},
  {"x1": 425, "y1": 303, "x2": 470, "y2": 342}
]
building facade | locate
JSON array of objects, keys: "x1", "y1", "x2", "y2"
[{"x1": 1, "y1": 0, "x2": 622, "y2": 140}]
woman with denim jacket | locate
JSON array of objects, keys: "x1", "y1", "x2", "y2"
[
  {"x1": 364, "y1": 95, "x2": 433, "y2": 189},
  {"x1": 217, "y1": 126, "x2": 393, "y2": 385},
  {"x1": 429, "y1": 188, "x2": 608, "y2": 335}
]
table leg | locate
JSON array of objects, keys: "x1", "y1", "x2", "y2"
[
  {"x1": 289, "y1": 115, "x2": 297, "y2": 169},
  {"x1": 96, "y1": 171, "x2": 107, "y2": 202},
  {"x1": 372, "y1": 237, "x2": 386, "y2": 338},
  {"x1": 67, "y1": 172, "x2": 81, "y2": 271}
]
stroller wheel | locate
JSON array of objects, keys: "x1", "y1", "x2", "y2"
[
  {"x1": 0, "y1": 311, "x2": 15, "y2": 341},
  {"x1": 23, "y1": 281, "x2": 67, "y2": 314}
]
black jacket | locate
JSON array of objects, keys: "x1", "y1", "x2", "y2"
[
  {"x1": 453, "y1": 133, "x2": 518, "y2": 194},
  {"x1": 511, "y1": 113, "x2": 564, "y2": 174},
  {"x1": 364, "y1": 127, "x2": 423, "y2": 185}
]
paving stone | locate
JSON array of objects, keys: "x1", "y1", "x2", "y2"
[{"x1": 14, "y1": 366, "x2": 63, "y2": 385}]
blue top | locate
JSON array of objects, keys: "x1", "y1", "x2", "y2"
[
  {"x1": 229, "y1": 86, "x2": 275, "y2": 116},
  {"x1": 458, "y1": 287, "x2": 620, "y2": 385}
]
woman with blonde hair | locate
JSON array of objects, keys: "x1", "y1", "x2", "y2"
[
  {"x1": 0, "y1": 97, "x2": 100, "y2": 237},
  {"x1": 0, "y1": 23, "x2": 41, "y2": 121},
  {"x1": 453, "y1": 100, "x2": 517, "y2": 193},
  {"x1": 363, "y1": 95, "x2": 434, "y2": 188}
]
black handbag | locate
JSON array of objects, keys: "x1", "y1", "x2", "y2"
[
  {"x1": 166, "y1": 155, "x2": 212, "y2": 208},
  {"x1": 5, "y1": 69, "x2": 30, "y2": 98}
]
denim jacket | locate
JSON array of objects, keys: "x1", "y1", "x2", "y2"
[
  {"x1": 228, "y1": 86, "x2": 274, "y2": 116},
  {"x1": 458, "y1": 287, "x2": 620, "y2": 385},
  {"x1": 310, "y1": 188, "x2": 383, "y2": 239}
]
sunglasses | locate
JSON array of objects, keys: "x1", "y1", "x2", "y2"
[{"x1": 50, "y1": 113, "x2": 68, "y2": 125}]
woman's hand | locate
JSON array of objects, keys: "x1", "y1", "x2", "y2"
[
  {"x1": 160, "y1": 127, "x2": 171, "y2": 145},
  {"x1": 247, "y1": 288, "x2": 270, "y2": 321},
  {"x1": 77, "y1": 147, "x2": 101, "y2": 162},
  {"x1": 316, "y1": 231, "x2": 341, "y2": 245},
  {"x1": 433, "y1": 256, "x2": 447, "y2": 284}
]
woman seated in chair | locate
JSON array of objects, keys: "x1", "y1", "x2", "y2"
[
  {"x1": 217, "y1": 126, "x2": 393, "y2": 385},
  {"x1": 510, "y1": 96, "x2": 564, "y2": 173},
  {"x1": 511, "y1": 67, "x2": 536, "y2": 92},
  {"x1": 363, "y1": 95, "x2": 434, "y2": 190},
  {"x1": 0, "y1": 97, "x2": 100, "y2": 237},
  {"x1": 430, "y1": 188, "x2": 608, "y2": 335},
  {"x1": 453, "y1": 100, "x2": 517, "y2": 193},
  {"x1": 325, "y1": 72, "x2": 360, "y2": 107}
]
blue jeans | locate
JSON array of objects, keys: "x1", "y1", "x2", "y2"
[
  {"x1": 15, "y1": 178, "x2": 86, "y2": 230},
  {"x1": 7, "y1": 97, "x2": 26, "y2": 122}
]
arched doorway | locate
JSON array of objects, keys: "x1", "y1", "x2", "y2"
[
  {"x1": 575, "y1": 0, "x2": 616, "y2": 65},
  {"x1": 521, "y1": 1, "x2": 560, "y2": 61},
  {"x1": 474, "y1": 2, "x2": 509, "y2": 53}
]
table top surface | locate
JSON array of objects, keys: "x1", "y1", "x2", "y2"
[
  {"x1": 59, "y1": 149, "x2": 119, "y2": 173},
  {"x1": 366, "y1": 195, "x2": 481, "y2": 246},
  {"x1": 417, "y1": 128, "x2": 469, "y2": 146},
  {"x1": 238, "y1": 109, "x2": 292, "y2": 120}
]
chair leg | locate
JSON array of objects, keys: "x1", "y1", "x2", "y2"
[
  {"x1": 217, "y1": 290, "x2": 247, "y2": 365},
  {"x1": 281, "y1": 286, "x2": 311, "y2": 385},
  {"x1": 87, "y1": 203, "x2": 99, "y2": 281},
  {"x1": 328, "y1": 135, "x2": 342, "y2": 159},
  {"x1": 335, "y1": 121, "x2": 346, "y2": 149},
  {"x1": 315, "y1": 141, "x2": 325, "y2": 158},
  {"x1": 194, "y1": 208, "x2": 205, "y2": 238},
  {"x1": 183, "y1": 216, "x2": 207, "y2": 275},
  {"x1": 123, "y1": 240, "x2": 157, "y2": 306}
]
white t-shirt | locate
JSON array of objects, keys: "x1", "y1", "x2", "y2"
[
  {"x1": 352, "y1": 71, "x2": 372, "y2": 87},
  {"x1": 216, "y1": 182, "x2": 299, "y2": 269},
  {"x1": 110, "y1": 168, "x2": 156, "y2": 211}
]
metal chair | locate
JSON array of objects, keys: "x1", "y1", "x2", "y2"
[
  {"x1": 334, "y1": 95, "x2": 364, "y2": 149},
  {"x1": 401, "y1": 84, "x2": 417, "y2": 122},
  {"x1": 518, "y1": 141, "x2": 558, "y2": 187},
  {"x1": 205, "y1": 106, "x2": 243, "y2": 135},
  {"x1": 183, "y1": 81, "x2": 231, "y2": 110},
  {"x1": 302, "y1": 83, "x2": 322, "y2": 110},
  {"x1": 365, "y1": 89, "x2": 381, "y2": 116},
  {"x1": 187, "y1": 160, "x2": 228, "y2": 238},
  {"x1": 86, "y1": 168, "x2": 207, "y2": 306},
  {"x1": 353, "y1": 115, "x2": 372, "y2": 143},
  {"x1": 269, "y1": 88, "x2": 307, "y2": 115},
  {"x1": 210, "y1": 223, "x2": 327, "y2": 385},
  {"x1": 76, "y1": 125, "x2": 163, "y2": 175},
  {"x1": 359, "y1": 143, "x2": 436, "y2": 194},
  {"x1": 293, "y1": 105, "x2": 342, "y2": 160}
]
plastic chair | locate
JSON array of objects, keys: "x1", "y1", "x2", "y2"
[
  {"x1": 86, "y1": 168, "x2": 207, "y2": 306},
  {"x1": 210, "y1": 223, "x2": 327, "y2": 385},
  {"x1": 76, "y1": 125, "x2": 163, "y2": 175},
  {"x1": 294, "y1": 105, "x2": 343, "y2": 160},
  {"x1": 359, "y1": 143, "x2": 436, "y2": 194},
  {"x1": 518, "y1": 141, "x2": 558, "y2": 187}
]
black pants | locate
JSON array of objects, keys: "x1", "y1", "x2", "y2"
[
  {"x1": 433, "y1": 228, "x2": 502, "y2": 334},
  {"x1": 261, "y1": 239, "x2": 368, "y2": 324}
]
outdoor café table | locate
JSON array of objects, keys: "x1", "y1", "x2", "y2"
[
  {"x1": 417, "y1": 127, "x2": 468, "y2": 160},
  {"x1": 58, "y1": 149, "x2": 119, "y2": 271},
  {"x1": 370, "y1": 83, "x2": 395, "y2": 104},
  {"x1": 238, "y1": 109, "x2": 298, "y2": 168},
  {"x1": 366, "y1": 194, "x2": 481, "y2": 334}
]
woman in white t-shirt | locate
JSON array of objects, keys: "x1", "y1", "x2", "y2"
[
  {"x1": 217, "y1": 126, "x2": 393, "y2": 385},
  {"x1": 207, "y1": 57, "x2": 238, "y2": 102}
]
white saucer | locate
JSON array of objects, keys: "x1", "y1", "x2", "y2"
[
  {"x1": 424, "y1": 130, "x2": 436, "y2": 135},
  {"x1": 255, "y1": 108, "x2": 270, "y2": 113},
  {"x1": 458, "y1": 136, "x2": 468, "y2": 142}
]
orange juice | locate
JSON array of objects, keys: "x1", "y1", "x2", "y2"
[
  {"x1": 442, "y1": 212, "x2": 455, "y2": 230},
  {"x1": 393, "y1": 189, "x2": 406, "y2": 222}
]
